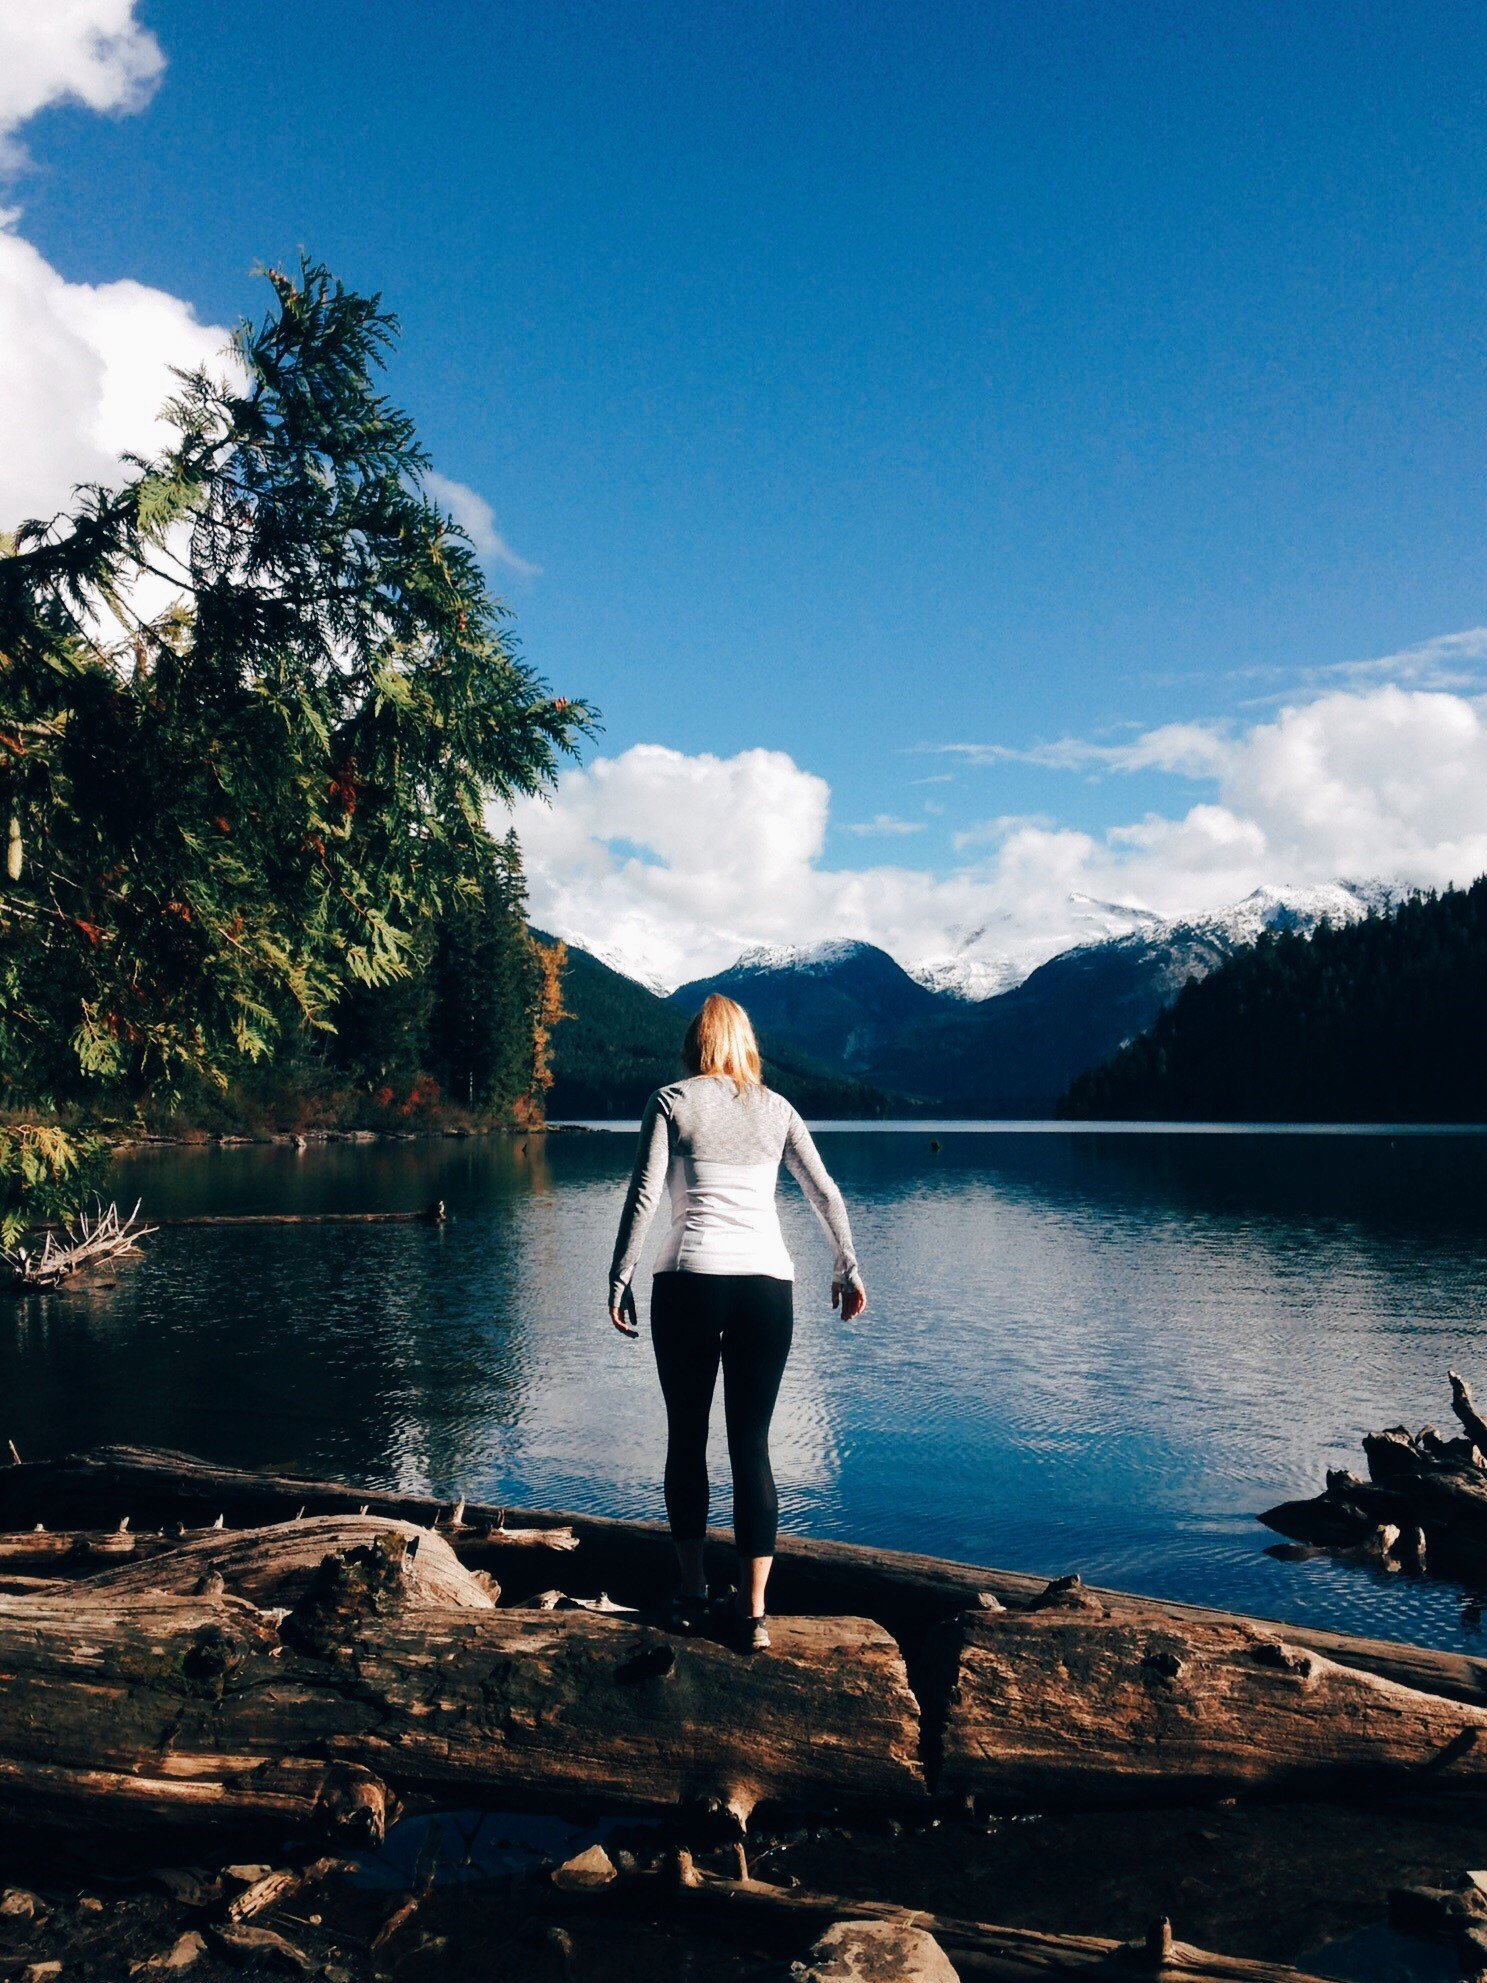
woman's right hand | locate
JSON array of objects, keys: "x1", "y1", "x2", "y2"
[
  {"x1": 833, "y1": 1279, "x2": 867, "y2": 1322},
  {"x1": 610, "y1": 1286, "x2": 639, "y2": 1337}
]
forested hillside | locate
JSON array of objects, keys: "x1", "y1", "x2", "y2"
[
  {"x1": 1060, "y1": 879, "x2": 1487, "y2": 1122},
  {"x1": 544, "y1": 939, "x2": 898, "y2": 1118}
]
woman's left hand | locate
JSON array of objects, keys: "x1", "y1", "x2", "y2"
[{"x1": 610, "y1": 1304, "x2": 639, "y2": 1337}]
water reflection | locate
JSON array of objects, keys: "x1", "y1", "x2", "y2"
[{"x1": 2, "y1": 1126, "x2": 1485, "y2": 1652}]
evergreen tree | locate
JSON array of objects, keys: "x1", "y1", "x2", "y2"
[
  {"x1": 1060, "y1": 880, "x2": 1487, "y2": 1122},
  {"x1": 0, "y1": 260, "x2": 590, "y2": 1236}
]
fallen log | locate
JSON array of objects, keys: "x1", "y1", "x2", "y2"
[
  {"x1": 145, "y1": 1202, "x2": 447, "y2": 1228},
  {"x1": 932, "y1": 1596, "x2": 1487, "y2": 1809},
  {"x1": 0, "y1": 1525, "x2": 925, "y2": 1837},
  {"x1": 70, "y1": 1517, "x2": 495, "y2": 1610},
  {"x1": 551, "y1": 1864, "x2": 1338, "y2": 1983},
  {"x1": 4, "y1": 1445, "x2": 1483, "y2": 1708}
]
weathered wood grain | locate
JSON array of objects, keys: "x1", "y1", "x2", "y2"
[{"x1": 935, "y1": 1601, "x2": 1487, "y2": 1808}]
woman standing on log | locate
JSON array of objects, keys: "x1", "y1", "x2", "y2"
[{"x1": 608, "y1": 994, "x2": 868, "y2": 1652}]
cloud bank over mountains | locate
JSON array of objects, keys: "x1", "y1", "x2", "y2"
[{"x1": 511, "y1": 685, "x2": 1487, "y2": 992}]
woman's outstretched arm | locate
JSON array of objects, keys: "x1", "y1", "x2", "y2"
[
  {"x1": 608, "y1": 1091, "x2": 671, "y2": 1318},
  {"x1": 782, "y1": 1108, "x2": 867, "y2": 1313}
]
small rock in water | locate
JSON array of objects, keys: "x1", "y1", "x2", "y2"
[
  {"x1": 801, "y1": 1921, "x2": 958, "y2": 1982},
  {"x1": 551, "y1": 1844, "x2": 617, "y2": 1891},
  {"x1": 77, "y1": 1898, "x2": 104, "y2": 1916},
  {"x1": 1, "y1": 1889, "x2": 45, "y2": 1923},
  {"x1": 21, "y1": 1965, "x2": 63, "y2": 1983}
]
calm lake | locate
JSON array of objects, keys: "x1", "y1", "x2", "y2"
[{"x1": 5, "y1": 1123, "x2": 1487, "y2": 1653}]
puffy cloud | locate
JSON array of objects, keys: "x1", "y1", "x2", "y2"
[
  {"x1": 0, "y1": 1, "x2": 163, "y2": 169},
  {"x1": 0, "y1": 223, "x2": 228, "y2": 527},
  {"x1": 0, "y1": 3, "x2": 229, "y2": 530},
  {"x1": 507, "y1": 686, "x2": 1487, "y2": 990},
  {"x1": 423, "y1": 471, "x2": 540, "y2": 579}
]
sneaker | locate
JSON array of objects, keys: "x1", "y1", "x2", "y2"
[
  {"x1": 725, "y1": 1605, "x2": 770, "y2": 1654},
  {"x1": 660, "y1": 1589, "x2": 710, "y2": 1633}
]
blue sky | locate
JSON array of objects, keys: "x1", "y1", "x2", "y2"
[{"x1": 5, "y1": 2, "x2": 1487, "y2": 984}]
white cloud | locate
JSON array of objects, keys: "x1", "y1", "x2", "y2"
[
  {"x1": 424, "y1": 471, "x2": 541, "y2": 580},
  {"x1": 0, "y1": 222, "x2": 227, "y2": 527},
  {"x1": 0, "y1": 1, "x2": 163, "y2": 170},
  {"x1": 0, "y1": 3, "x2": 231, "y2": 530},
  {"x1": 1236, "y1": 627, "x2": 1487, "y2": 700},
  {"x1": 506, "y1": 686, "x2": 1487, "y2": 991}
]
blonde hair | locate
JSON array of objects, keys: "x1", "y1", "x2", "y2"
[{"x1": 682, "y1": 994, "x2": 763, "y2": 1093}]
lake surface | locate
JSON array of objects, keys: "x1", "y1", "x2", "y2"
[{"x1": 5, "y1": 1122, "x2": 1487, "y2": 1653}]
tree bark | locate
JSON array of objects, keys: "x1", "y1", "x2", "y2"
[{"x1": 933, "y1": 1601, "x2": 1487, "y2": 1809}]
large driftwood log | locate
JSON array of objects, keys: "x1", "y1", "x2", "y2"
[
  {"x1": 0, "y1": 1524, "x2": 924, "y2": 1836},
  {"x1": 934, "y1": 1598, "x2": 1487, "y2": 1809},
  {"x1": 4, "y1": 1445, "x2": 1484, "y2": 1708}
]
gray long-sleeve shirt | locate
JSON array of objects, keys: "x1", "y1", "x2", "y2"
[{"x1": 608, "y1": 1077, "x2": 864, "y2": 1309}]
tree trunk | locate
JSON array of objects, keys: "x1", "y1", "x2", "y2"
[{"x1": 68, "y1": 1516, "x2": 496, "y2": 1609}]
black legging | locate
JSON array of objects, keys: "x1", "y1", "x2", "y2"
[{"x1": 650, "y1": 1271, "x2": 794, "y2": 1559}]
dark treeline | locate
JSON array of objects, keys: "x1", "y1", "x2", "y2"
[{"x1": 1061, "y1": 878, "x2": 1487, "y2": 1122}]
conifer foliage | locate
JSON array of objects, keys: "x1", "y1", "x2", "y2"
[
  {"x1": 0, "y1": 261, "x2": 589, "y2": 1234},
  {"x1": 1060, "y1": 879, "x2": 1487, "y2": 1122}
]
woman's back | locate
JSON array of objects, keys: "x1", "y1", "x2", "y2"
[{"x1": 608, "y1": 1075, "x2": 862, "y2": 1302}]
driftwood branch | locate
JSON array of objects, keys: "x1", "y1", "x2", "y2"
[
  {"x1": 1262, "y1": 1371, "x2": 1487, "y2": 1586},
  {"x1": 4, "y1": 1200, "x2": 155, "y2": 1289},
  {"x1": 1450, "y1": 1370, "x2": 1487, "y2": 1460},
  {"x1": 549, "y1": 1863, "x2": 1338, "y2": 1983}
]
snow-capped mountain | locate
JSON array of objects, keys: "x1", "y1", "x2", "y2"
[
  {"x1": 726, "y1": 938, "x2": 882, "y2": 978},
  {"x1": 905, "y1": 881, "x2": 1408, "y2": 1002},
  {"x1": 671, "y1": 940, "x2": 941, "y2": 1076},
  {"x1": 656, "y1": 878, "x2": 1417, "y2": 1112},
  {"x1": 1186, "y1": 880, "x2": 1408, "y2": 948},
  {"x1": 906, "y1": 896, "x2": 1169, "y2": 1001},
  {"x1": 554, "y1": 935, "x2": 673, "y2": 1000}
]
